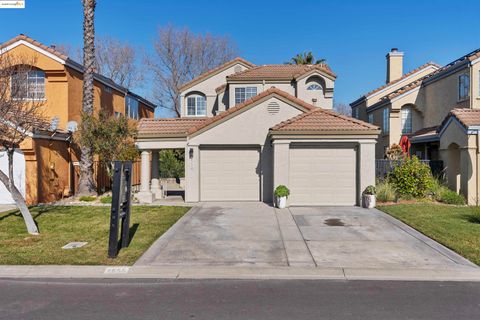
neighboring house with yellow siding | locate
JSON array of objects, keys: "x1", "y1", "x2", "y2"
[
  {"x1": 351, "y1": 47, "x2": 480, "y2": 205},
  {"x1": 0, "y1": 34, "x2": 156, "y2": 205}
]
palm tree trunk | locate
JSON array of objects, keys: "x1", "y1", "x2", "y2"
[
  {"x1": 77, "y1": 0, "x2": 97, "y2": 196},
  {"x1": 0, "y1": 149, "x2": 38, "y2": 235}
]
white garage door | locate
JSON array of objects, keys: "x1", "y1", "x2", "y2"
[
  {"x1": 200, "y1": 147, "x2": 260, "y2": 201},
  {"x1": 289, "y1": 146, "x2": 357, "y2": 206},
  {"x1": 0, "y1": 149, "x2": 26, "y2": 204}
]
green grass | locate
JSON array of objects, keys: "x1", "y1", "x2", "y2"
[
  {"x1": 79, "y1": 196, "x2": 97, "y2": 202},
  {"x1": 0, "y1": 205, "x2": 190, "y2": 265},
  {"x1": 378, "y1": 203, "x2": 480, "y2": 265},
  {"x1": 100, "y1": 196, "x2": 112, "y2": 204}
]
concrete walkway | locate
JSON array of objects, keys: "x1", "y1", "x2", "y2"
[{"x1": 135, "y1": 202, "x2": 477, "y2": 271}]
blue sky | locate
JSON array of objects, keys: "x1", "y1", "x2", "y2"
[{"x1": 1, "y1": 0, "x2": 479, "y2": 117}]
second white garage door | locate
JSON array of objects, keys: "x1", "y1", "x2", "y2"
[
  {"x1": 200, "y1": 147, "x2": 261, "y2": 201},
  {"x1": 289, "y1": 146, "x2": 357, "y2": 206}
]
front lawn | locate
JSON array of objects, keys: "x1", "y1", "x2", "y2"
[
  {"x1": 0, "y1": 205, "x2": 190, "y2": 265},
  {"x1": 378, "y1": 203, "x2": 480, "y2": 265}
]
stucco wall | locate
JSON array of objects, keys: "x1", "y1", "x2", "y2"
[{"x1": 185, "y1": 96, "x2": 304, "y2": 203}]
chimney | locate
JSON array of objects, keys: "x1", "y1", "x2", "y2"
[{"x1": 386, "y1": 48, "x2": 404, "y2": 83}]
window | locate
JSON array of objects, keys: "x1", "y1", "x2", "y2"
[
  {"x1": 186, "y1": 95, "x2": 206, "y2": 116},
  {"x1": 125, "y1": 95, "x2": 139, "y2": 120},
  {"x1": 307, "y1": 83, "x2": 322, "y2": 91},
  {"x1": 368, "y1": 113, "x2": 374, "y2": 124},
  {"x1": 352, "y1": 107, "x2": 358, "y2": 119},
  {"x1": 11, "y1": 70, "x2": 45, "y2": 100},
  {"x1": 383, "y1": 108, "x2": 390, "y2": 133},
  {"x1": 458, "y1": 74, "x2": 470, "y2": 101},
  {"x1": 235, "y1": 87, "x2": 257, "y2": 105},
  {"x1": 401, "y1": 106, "x2": 412, "y2": 134}
]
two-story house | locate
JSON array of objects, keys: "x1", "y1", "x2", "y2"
[
  {"x1": 136, "y1": 58, "x2": 379, "y2": 206},
  {"x1": 351, "y1": 48, "x2": 480, "y2": 204},
  {"x1": 0, "y1": 35, "x2": 156, "y2": 205}
]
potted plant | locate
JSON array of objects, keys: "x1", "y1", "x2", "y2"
[
  {"x1": 274, "y1": 185, "x2": 290, "y2": 209},
  {"x1": 362, "y1": 185, "x2": 376, "y2": 209}
]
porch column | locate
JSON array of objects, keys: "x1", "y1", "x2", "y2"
[
  {"x1": 137, "y1": 150, "x2": 154, "y2": 203},
  {"x1": 150, "y1": 150, "x2": 162, "y2": 200}
]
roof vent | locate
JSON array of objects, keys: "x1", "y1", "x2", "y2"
[
  {"x1": 234, "y1": 65, "x2": 242, "y2": 73},
  {"x1": 267, "y1": 101, "x2": 280, "y2": 114}
]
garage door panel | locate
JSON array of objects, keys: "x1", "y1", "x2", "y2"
[
  {"x1": 200, "y1": 148, "x2": 260, "y2": 201},
  {"x1": 289, "y1": 147, "x2": 356, "y2": 206}
]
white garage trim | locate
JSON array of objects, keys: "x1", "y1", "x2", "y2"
[
  {"x1": 199, "y1": 146, "x2": 261, "y2": 201},
  {"x1": 288, "y1": 143, "x2": 359, "y2": 206},
  {"x1": 0, "y1": 149, "x2": 26, "y2": 204}
]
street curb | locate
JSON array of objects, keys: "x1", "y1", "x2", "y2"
[{"x1": 1, "y1": 265, "x2": 480, "y2": 282}]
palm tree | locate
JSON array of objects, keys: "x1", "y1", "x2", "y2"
[
  {"x1": 288, "y1": 52, "x2": 326, "y2": 65},
  {"x1": 77, "y1": 0, "x2": 96, "y2": 196}
]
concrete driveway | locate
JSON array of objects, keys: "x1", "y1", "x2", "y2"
[{"x1": 136, "y1": 203, "x2": 476, "y2": 270}]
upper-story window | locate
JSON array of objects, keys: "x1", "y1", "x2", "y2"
[
  {"x1": 401, "y1": 106, "x2": 412, "y2": 134},
  {"x1": 368, "y1": 113, "x2": 374, "y2": 124},
  {"x1": 458, "y1": 74, "x2": 470, "y2": 101},
  {"x1": 383, "y1": 108, "x2": 390, "y2": 133},
  {"x1": 307, "y1": 83, "x2": 322, "y2": 91},
  {"x1": 186, "y1": 95, "x2": 207, "y2": 116},
  {"x1": 125, "y1": 95, "x2": 139, "y2": 120},
  {"x1": 352, "y1": 107, "x2": 359, "y2": 119},
  {"x1": 11, "y1": 70, "x2": 45, "y2": 100},
  {"x1": 235, "y1": 87, "x2": 257, "y2": 105}
]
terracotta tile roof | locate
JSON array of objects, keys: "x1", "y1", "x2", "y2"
[
  {"x1": 227, "y1": 64, "x2": 336, "y2": 81},
  {"x1": 447, "y1": 108, "x2": 480, "y2": 128},
  {"x1": 179, "y1": 57, "x2": 255, "y2": 92},
  {"x1": 137, "y1": 118, "x2": 206, "y2": 136},
  {"x1": 187, "y1": 88, "x2": 315, "y2": 135},
  {"x1": 270, "y1": 108, "x2": 379, "y2": 133},
  {"x1": 0, "y1": 34, "x2": 69, "y2": 61},
  {"x1": 215, "y1": 83, "x2": 227, "y2": 93},
  {"x1": 351, "y1": 62, "x2": 440, "y2": 105}
]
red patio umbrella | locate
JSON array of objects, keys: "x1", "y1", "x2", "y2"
[{"x1": 399, "y1": 135, "x2": 411, "y2": 156}]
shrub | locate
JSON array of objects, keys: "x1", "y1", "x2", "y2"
[
  {"x1": 100, "y1": 196, "x2": 112, "y2": 204},
  {"x1": 376, "y1": 180, "x2": 396, "y2": 202},
  {"x1": 363, "y1": 185, "x2": 376, "y2": 195},
  {"x1": 388, "y1": 156, "x2": 433, "y2": 198},
  {"x1": 159, "y1": 150, "x2": 184, "y2": 179},
  {"x1": 79, "y1": 196, "x2": 96, "y2": 202},
  {"x1": 439, "y1": 189, "x2": 466, "y2": 205},
  {"x1": 274, "y1": 185, "x2": 290, "y2": 198}
]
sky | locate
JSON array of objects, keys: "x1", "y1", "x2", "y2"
[{"x1": 1, "y1": 0, "x2": 479, "y2": 117}]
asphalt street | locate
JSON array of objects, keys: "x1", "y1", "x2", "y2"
[{"x1": 1, "y1": 278, "x2": 479, "y2": 320}]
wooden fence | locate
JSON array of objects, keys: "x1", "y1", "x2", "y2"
[
  {"x1": 92, "y1": 161, "x2": 141, "y2": 193},
  {"x1": 375, "y1": 159, "x2": 444, "y2": 179}
]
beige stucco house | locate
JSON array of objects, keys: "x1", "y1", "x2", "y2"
[
  {"x1": 136, "y1": 58, "x2": 380, "y2": 206},
  {"x1": 351, "y1": 48, "x2": 480, "y2": 204}
]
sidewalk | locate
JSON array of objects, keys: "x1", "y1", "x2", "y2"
[{"x1": 1, "y1": 265, "x2": 480, "y2": 282}]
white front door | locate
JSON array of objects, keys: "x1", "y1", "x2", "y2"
[
  {"x1": 200, "y1": 147, "x2": 261, "y2": 201},
  {"x1": 0, "y1": 149, "x2": 26, "y2": 204}
]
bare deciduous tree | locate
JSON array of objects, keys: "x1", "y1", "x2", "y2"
[
  {"x1": 77, "y1": 0, "x2": 97, "y2": 196},
  {"x1": 333, "y1": 102, "x2": 352, "y2": 116},
  {"x1": 0, "y1": 54, "x2": 49, "y2": 234},
  {"x1": 95, "y1": 36, "x2": 143, "y2": 88},
  {"x1": 147, "y1": 25, "x2": 237, "y2": 117}
]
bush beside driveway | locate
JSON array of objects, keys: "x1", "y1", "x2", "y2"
[
  {"x1": 0, "y1": 205, "x2": 190, "y2": 265},
  {"x1": 378, "y1": 204, "x2": 480, "y2": 265}
]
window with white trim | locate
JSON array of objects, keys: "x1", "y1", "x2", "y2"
[
  {"x1": 458, "y1": 73, "x2": 470, "y2": 101},
  {"x1": 235, "y1": 87, "x2": 257, "y2": 105},
  {"x1": 186, "y1": 95, "x2": 207, "y2": 116},
  {"x1": 11, "y1": 70, "x2": 45, "y2": 100},
  {"x1": 125, "y1": 95, "x2": 139, "y2": 120},
  {"x1": 383, "y1": 108, "x2": 390, "y2": 133},
  {"x1": 401, "y1": 106, "x2": 412, "y2": 134},
  {"x1": 368, "y1": 113, "x2": 374, "y2": 124},
  {"x1": 307, "y1": 83, "x2": 322, "y2": 91}
]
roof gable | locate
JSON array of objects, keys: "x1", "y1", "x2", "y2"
[
  {"x1": 187, "y1": 88, "x2": 314, "y2": 136},
  {"x1": 178, "y1": 57, "x2": 255, "y2": 92}
]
